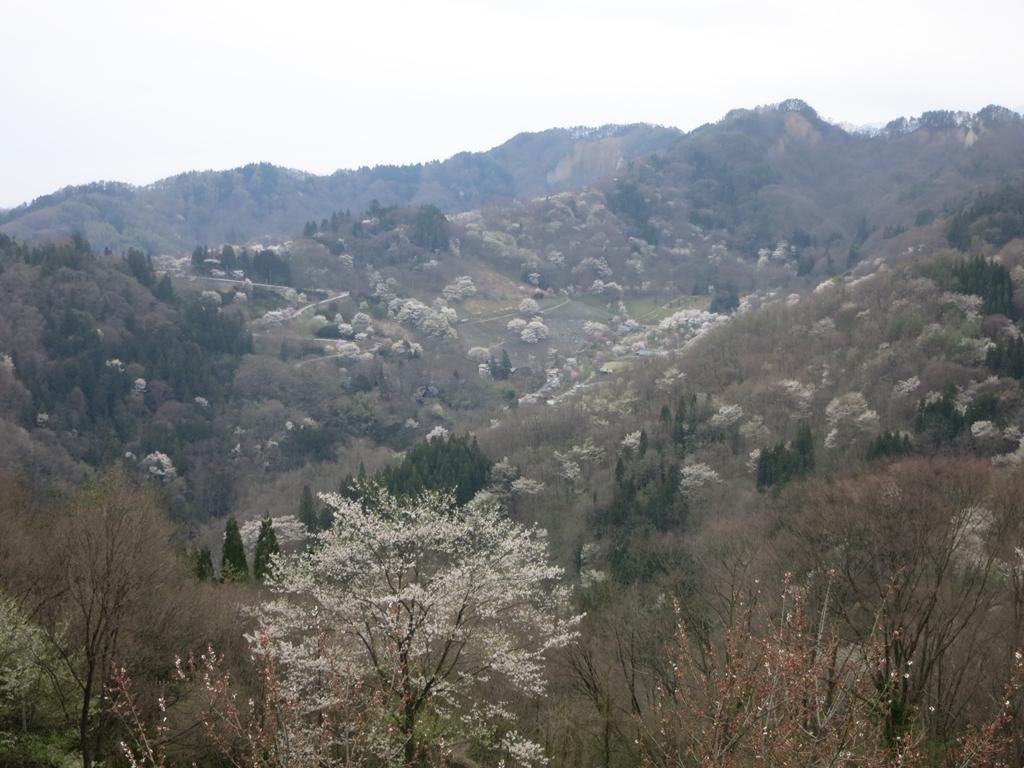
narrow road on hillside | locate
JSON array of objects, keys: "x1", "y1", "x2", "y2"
[
  {"x1": 186, "y1": 275, "x2": 291, "y2": 290},
  {"x1": 293, "y1": 292, "x2": 350, "y2": 315},
  {"x1": 462, "y1": 297, "x2": 572, "y2": 325},
  {"x1": 295, "y1": 353, "x2": 351, "y2": 367}
]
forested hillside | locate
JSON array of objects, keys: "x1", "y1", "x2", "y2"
[
  {"x1": 0, "y1": 234, "x2": 250, "y2": 512},
  {"x1": 6, "y1": 100, "x2": 1024, "y2": 768}
]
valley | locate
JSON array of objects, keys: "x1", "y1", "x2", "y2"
[{"x1": 4, "y1": 98, "x2": 1024, "y2": 767}]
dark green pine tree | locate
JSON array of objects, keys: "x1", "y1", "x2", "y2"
[
  {"x1": 756, "y1": 445, "x2": 783, "y2": 491},
  {"x1": 756, "y1": 424, "x2": 815, "y2": 492},
  {"x1": 123, "y1": 248, "x2": 155, "y2": 287},
  {"x1": 220, "y1": 244, "x2": 237, "y2": 270},
  {"x1": 299, "y1": 485, "x2": 318, "y2": 532},
  {"x1": 221, "y1": 516, "x2": 248, "y2": 582},
  {"x1": 191, "y1": 244, "x2": 208, "y2": 270},
  {"x1": 659, "y1": 404, "x2": 672, "y2": 427},
  {"x1": 339, "y1": 473, "x2": 359, "y2": 500},
  {"x1": 793, "y1": 421, "x2": 815, "y2": 474},
  {"x1": 410, "y1": 204, "x2": 449, "y2": 251},
  {"x1": 336, "y1": 461, "x2": 368, "y2": 505},
  {"x1": 638, "y1": 429, "x2": 648, "y2": 457},
  {"x1": 194, "y1": 546, "x2": 214, "y2": 581},
  {"x1": 317, "y1": 505, "x2": 335, "y2": 531},
  {"x1": 866, "y1": 431, "x2": 913, "y2": 462},
  {"x1": 672, "y1": 395, "x2": 694, "y2": 455},
  {"x1": 377, "y1": 434, "x2": 491, "y2": 505},
  {"x1": 500, "y1": 349, "x2": 513, "y2": 380},
  {"x1": 987, "y1": 336, "x2": 1024, "y2": 379},
  {"x1": 154, "y1": 273, "x2": 175, "y2": 303},
  {"x1": 253, "y1": 517, "x2": 279, "y2": 581}
]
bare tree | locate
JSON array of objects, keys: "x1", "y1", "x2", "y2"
[
  {"x1": 29, "y1": 470, "x2": 181, "y2": 768},
  {"x1": 778, "y1": 459, "x2": 1010, "y2": 746}
]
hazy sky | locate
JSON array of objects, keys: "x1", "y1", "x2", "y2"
[{"x1": 3, "y1": 0, "x2": 1023, "y2": 208}]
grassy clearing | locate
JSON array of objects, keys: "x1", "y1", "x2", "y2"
[
  {"x1": 625, "y1": 295, "x2": 711, "y2": 321},
  {"x1": 571, "y1": 294, "x2": 617, "y2": 318},
  {"x1": 460, "y1": 297, "x2": 519, "y2": 318}
]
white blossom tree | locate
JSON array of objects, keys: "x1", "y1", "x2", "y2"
[
  {"x1": 507, "y1": 317, "x2": 528, "y2": 336},
  {"x1": 709, "y1": 403, "x2": 744, "y2": 429},
  {"x1": 424, "y1": 425, "x2": 449, "y2": 442},
  {"x1": 442, "y1": 276, "x2": 477, "y2": 302},
  {"x1": 824, "y1": 391, "x2": 879, "y2": 451},
  {"x1": 678, "y1": 462, "x2": 721, "y2": 493},
  {"x1": 255, "y1": 487, "x2": 580, "y2": 767},
  {"x1": 518, "y1": 297, "x2": 540, "y2": 315},
  {"x1": 620, "y1": 431, "x2": 642, "y2": 451},
  {"x1": 520, "y1": 320, "x2": 549, "y2": 344},
  {"x1": 140, "y1": 451, "x2": 176, "y2": 480}
]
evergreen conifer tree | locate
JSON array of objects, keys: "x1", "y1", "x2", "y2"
[
  {"x1": 221, "y1": 516, "x2": 248, "y2": 582},
  {"x1": 220, "y1": 245, "x2": 237, "y2": 270},
  {"x1": 659, "y1": 404, "x2": 672, "y2": 426},
  {"x1": 253, "y1": 517, "x2": 279, "y2": 581},
  {"x1": 299, "y1": 485, "x2": 318, "y2": 532},
  {"x1": 672, "y1": 396, "x2": 692, "y2": 455},
  {"x1": 194, "y1": 546, "x2": 214, "y2": 581},
  {"x1": 794, "y1": 421, "x2": 815, "y2": 473},
  {"x1": 318, "y1": 505, "x2": 335, "y2": 531},
  {"x1": 154, "y1": 274, "x2": 175, "y2": 303},
  {"x1": 410, "y1": 204, "x2": 449, "y2": 251},
  {"x1": 339, "y1": 473, "x2": 359, "y2": 500}
]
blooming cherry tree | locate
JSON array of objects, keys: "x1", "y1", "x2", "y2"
[
  {"x1": 255, "y1": 487, "x2": 580, "y2": 766},
  {"x1": 518, "y1": 297, "x2": 540, "y2": 315},
  {"x1": 424, "y1": 425, "x2": 449, "y2": 442},
  {"x1": 519, "y1": 320, "x2": 549, "y2": 344},
  {"x1": 678, "y1": 463, "x2": 721, "y2": 493},
  {"x1": 442, "y1": 275, "x2": 477, "y2": 302},
  {"x1": 141, "y1": 451, "x2": 176, "y2": 480}
]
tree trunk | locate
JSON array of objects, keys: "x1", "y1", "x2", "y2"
[
  {"x1": 403, "y1": 704, "x2": 418, "y2": 768},
  {"x1": 400, "y1": 645, "x2": 418, "y2": 768},
  {"x1": 80, "y1": 670, "x2": 93, "y2": 768}
]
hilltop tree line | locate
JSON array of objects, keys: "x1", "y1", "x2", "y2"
[{"x1": 191, "y1": 243, "x2": 293, "y2": 285}]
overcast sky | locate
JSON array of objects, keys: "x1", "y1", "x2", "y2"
[{"x1": 3, "y1": 0, "x2": 1023, "y2": 208}]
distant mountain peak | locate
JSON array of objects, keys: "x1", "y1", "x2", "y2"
[
  {"x1": 718, "y1": 99, "x2": 826, "y2": 129},
  {"x1": 772, "y1": 98, "x2": 820, "y2": 119},
  {"x1": 501, "y1": 123, "x2": 677, "y2": 146},
  {"x1": 882, "y1": 105, "x2": 1021, "y2": 137}
]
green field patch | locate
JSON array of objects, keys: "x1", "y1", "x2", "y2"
[
  {"x1": 626, "y1": 295, "x2": 711, "y2": 322},
  {"x1": 570, "y1": 294, "x2": 617, "y2": 318},
  {"x1": 249, "y1": 286, "x2": 289, "y2": 315},
  {"x1": 460, "y1": 297, "x2": 518, "y2": 318}
]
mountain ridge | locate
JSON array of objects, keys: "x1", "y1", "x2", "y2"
[
  {"x1": 0, "y1": 123, "x2": 681, "y2": 254},
  {"x1": 2, "y1": 101, "x2": 1022, "y2": 258}
]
